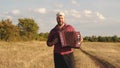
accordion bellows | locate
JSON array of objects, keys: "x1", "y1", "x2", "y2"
[{"x1": 59, "y1": 31, "x2": 81, "y2": 48}]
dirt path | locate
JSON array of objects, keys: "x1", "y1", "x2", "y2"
[
  {"x1": 79, "y1": 48, "x2": 116, "y2": 68},
  {"x1": 74, "y1": 49, "x2": 100, "y2": 68}
]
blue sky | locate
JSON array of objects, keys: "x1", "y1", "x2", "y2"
[{"x1": 0, "y1": 0, "x2": 120, "y2": 36}]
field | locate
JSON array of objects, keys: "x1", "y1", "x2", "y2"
[{"x1": 0, "y1": 41, "x2": 120, "y2": 68}]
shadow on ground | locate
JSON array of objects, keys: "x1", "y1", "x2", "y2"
[{"x1": 80, "y1": 48, "x2": 116, "y2": 68}]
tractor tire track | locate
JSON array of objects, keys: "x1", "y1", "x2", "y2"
[{"x1": 80, "y1": 48, "x2": 116, "y2": 68}]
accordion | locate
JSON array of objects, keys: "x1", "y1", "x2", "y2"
[{"x1": 59, "y1": 31, "x2": 81, "y2": 49}]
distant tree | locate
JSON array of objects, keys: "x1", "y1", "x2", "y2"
[
  {"x1": 105, "y1": 36, "x2": 111, "y2": 42},
  {"x1": 83, "y1": 36, "x2": 89, "y2": 42},
  {"x1": 37, "y1": 32, "x2": 49, "y2": 41},
  {"x1": 92, "y1": 35, "x2": 98, "y2": 42},
  {"x1": 89, "y1": 36, "x2": 94, "y2": 42},
  {"x1": 0, "y1": 19, "x2": 20, "y2": 41},
  {"x1": 112, "y1": 35, "x2": 119, "y2": 42},
  {"x1": 98, "y1": 36, "x2": 107, "y2": 42},
  {"x1": 18, "y1": 18, "x2": 39, "y2": 40},
  {"x1": 118, "y1": 37, "x2": 120, "y2": 42},
  {"x1": 43, "y1": 32, "x2": 49, "y2": 39}
]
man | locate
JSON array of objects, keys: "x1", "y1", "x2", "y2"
[{"x1": 47, "y1": 12, "x2": 83, "y2": 68}]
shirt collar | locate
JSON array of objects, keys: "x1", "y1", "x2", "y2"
[{"x1": 55, "y1": 23, "x2": 68, "y2": 31}]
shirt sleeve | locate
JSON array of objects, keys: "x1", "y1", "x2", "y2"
[
  {"x1": 47, "y1": 29, "x2": 54, "y2": 46},
  {"x1": 67, "y1": 25, "x2": 75, "y2": 32}
]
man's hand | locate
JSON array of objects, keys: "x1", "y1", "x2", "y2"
[
  {"x1": 53, "y1": 38, "x2": 58, "y2": 44},
  {"x1": 47, "y1": 38, "x2": 58, "y2": 46},
  {"x1": 80, "y1": 36, "x2": 83, "y2": 42}
]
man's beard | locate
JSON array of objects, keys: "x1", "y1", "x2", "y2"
[
  {"x1": 58, "y1": 22, "x2": 63, "y2": 26},
  {"x1": 58, "y1": 22, "x2": 64, "y2": 26}
]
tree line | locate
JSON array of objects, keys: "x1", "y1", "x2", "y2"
[
  {"x1": 0, "y1": 18, "x2": 48, "y2": 41},
  {"x1": 0, "y1": 18, "x2": 120, "y2": 42},
  {"x1": 84, "y1": 35, "x2": 120, "y2": 42}
]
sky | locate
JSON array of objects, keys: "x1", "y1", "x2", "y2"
[{"x1": 0, "y1": 0, "x2": 120, "y2": 36}]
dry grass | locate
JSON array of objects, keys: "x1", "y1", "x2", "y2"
[
  {"x1": 74, "y1": 49, "x2": 100, "y2": 68},
  {"x1": 0, "y1": 41, "x2": 54, "y2": 68},
  {"x1": 0, "y1": 41, "x2": 120, "y2": 68},
  {"x1": 81, "y1": 42, "x2": 120, "y2": 68}
]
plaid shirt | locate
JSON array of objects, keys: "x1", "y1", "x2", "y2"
[{"x1": 47, "y1": 24, "x2": 75, "y2": 55}]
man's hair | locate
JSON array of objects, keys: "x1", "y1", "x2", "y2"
[{"x1": 56, "y1": 12, "x2": 65, "y2": 17}]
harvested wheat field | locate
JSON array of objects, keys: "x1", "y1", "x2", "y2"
[{"x1": 0, "y1": 41, "x2": 120, "y2": 68}]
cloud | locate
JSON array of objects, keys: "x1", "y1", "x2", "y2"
[
  {"x1": 54, "y1": 3, "x2": 63, "y2": 8},
  {"x1": 96, "y1": 12, "x2": 105, "y2": 20},
  {"x1": 84, "y1": 10, "x2": 92, "y2": 17},
  {"x1": 3, "y1": 9, "x2": 20, "y2": 15},
  {"x1": 4, "y1": 11, "x2": 9, "y2": 14},
  {"x1": 2, "y1": 16, "x2": 13, "y2": 20},
  {"x1": 83, "y1": 10, "x2": 106, "y2": 20},
  {"x1": 84, "y1": 10, "x2": 92, "y2": 14},
  {"x1": 71, "y1": 0, "x2": 80, "y2": 6},
  {"x1": 11, "y1": 9, "x2": 20, "y2": 15},
  {"x1": 70, "y1": 9, "x2": 81, "y2": 18},
  {"x1": 34, "y1": 8, "x2": 46, "y2": 14},
  {"x1": 54, "y1": 9, "x2": 105, "y2": 21}
]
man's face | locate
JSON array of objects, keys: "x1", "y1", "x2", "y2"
[{"x1": 56, "y1": 15, "x2": 65, "y2": 26}]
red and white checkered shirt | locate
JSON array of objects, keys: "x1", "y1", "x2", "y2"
[{"x1": 47, "y1": 24, "x2": 75, "y2": 55}]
